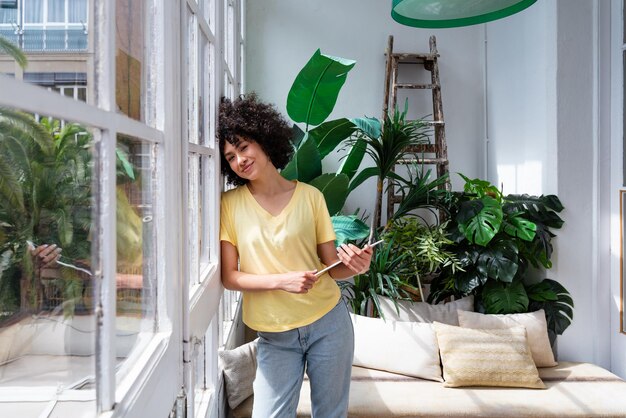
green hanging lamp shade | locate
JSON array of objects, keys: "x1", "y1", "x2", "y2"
[{"x1": 391, "y1": 0, "x2": 537, "y2": 28}]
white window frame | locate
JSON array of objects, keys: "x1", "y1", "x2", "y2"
[
  {"x1": 0, "y1": 1, "x2": 181, "y2": 416},
  {"x1": 182, "y1": 0, "x2": 243, "y2": 416},
  {"x1": 0, "y1": 0, "x2": 244, "y2": 415}
]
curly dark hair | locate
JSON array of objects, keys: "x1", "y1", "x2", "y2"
[{"x1": 218, "y1": 93, "x2": 294, "y2": 186}]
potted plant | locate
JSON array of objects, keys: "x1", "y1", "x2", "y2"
[{"x1": 428, "y1": 174, "x2": 573, "y2": 342}]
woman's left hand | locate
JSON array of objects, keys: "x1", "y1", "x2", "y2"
[{"x1": 337, "y1": 243, "x2": 373, "y2": 275}]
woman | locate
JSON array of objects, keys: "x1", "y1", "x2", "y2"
[{"x1": 219, "y1": 94, "x2": 373, "y2": 418}]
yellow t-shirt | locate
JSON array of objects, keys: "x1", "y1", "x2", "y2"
[{"x1": 220, "y1": 181, "x2": 341, "y2": 332}]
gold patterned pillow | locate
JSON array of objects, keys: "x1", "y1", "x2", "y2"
[{"x1": 433, "y1": 322, "x2": 545, "y2": 389}]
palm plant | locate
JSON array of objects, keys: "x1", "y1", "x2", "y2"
[
  {"x1": 0, "y1": 110, "x2": 93, "y2": 313},
  {"x1": 339, "y1": 237, "x2": 413, "y2": 316},
  {"x1": 348, "y1": 103, "x2": 431, "y2": 230},
  {"x1": 0, "y1": 34, "x2": 27, "y2": 68}
]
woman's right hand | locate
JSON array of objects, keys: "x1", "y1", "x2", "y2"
[{"x1": 279, "y1": 270, "x2": 319, "y2": 294}]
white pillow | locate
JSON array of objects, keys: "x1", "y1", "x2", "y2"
[
  {"x1": 378, "y1": 295, "x2": 474, "y2": 325},
  {"x1": 218, "y1": 339, "x2": 258, "y2": 409},
  {"x1": 350, "y1": 313, "x2": 443, "y2": 382},
  {"x1": 457, "y1": 309, "x2": 557, "y2": 367}
]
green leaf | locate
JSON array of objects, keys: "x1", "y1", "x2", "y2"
[
  {"x1": 456, "y1": 199, "x2": 484, "y2": 224},
  {"x1": 56, "y1": 208, "x2": 73, "y2": 247},
  {"x1": 116, "y1": 148, "x2": 135, "y2": 180},
  {"x1": 525, "y1": 281, "x2": 558, "y2": 302},
  {"x1": 310, "y1": 173, "x2": 349, "y2": 216},
  {"x1": 308, "y1": 118, "x2": 356, "y2": 159},
  {"x1": 338, "y1": 137, "x2": 366, "y2": 180},
  {"x1": 0, "y1": 35, "x2": 27, "y2": 68},
  {"x1": 459, "y1": 173, "x2": 501, "y2": 200},
  {"x1": 458, "y1": 196, "x2": 503, "y2": 246},
  {"x1": 482, "y1": 280, "x2": 529, "y2": 314},
  {"x1": 392, "y1": 171, "x2": 450, "y2": 221},
  {"x1": 348, "y1": 166, "x2": 378, "y2": 192},
  {"x1": 503, "y1": 213, "x2": 536, "y2": 241},
  {"x1": 281, "y1": 136, "x2": 321, "y2": 182},
  {"x1": 477, "y1": 240, "x2": 518, "y2": 282},
  {"x1": 351, "y1": 117, "x2": 381, "y2": 139},
  {"x1": 287, "y1": 49, "x2": 356, "y2": 128},
  {"x1": 542, "y1": 195, "x2": 564, "y2": 212},
  {"x1": 454, "y1": 269, "x2": 487, "y2": 294},
  {"x1": 291, "y1": 124, "x2": 306, "y2": 148},
  {"x1": 503, "y1": 194, "x2": 564, "y2": 229},
  {"x1": 331, "y1": 215, "x2": 370, "y2": 246},
  {"x1": 528, "y1": 279, "x2": 574, "y2": 336}
]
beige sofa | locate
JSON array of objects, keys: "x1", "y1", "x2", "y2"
[
  {"x1": 232, "y1": 361, "x2": 626, "y2": 417},
  {"x1": 224, "y1": 297, "x2": 626, "y2": 417}
]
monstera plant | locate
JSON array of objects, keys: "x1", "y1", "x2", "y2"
[{"x1": 428, "y1": 174, "x2": 573, "y2": 341}]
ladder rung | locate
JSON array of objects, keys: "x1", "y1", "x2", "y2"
[
  {"x1": 420, "y1": 120, "x2": 445, "y2": 127},
  {"x1": 397, "y1": 158, "x2": 449, "y2": 165},
  {"x1": 394, "y1": 83, "x2": 439, "y2": 90},
  {"x1": 406, "y1": 144, "x2": 437, "y2": 153},
  {"x1": 391, "y1": 53, "x2": 439, "y2": 63}
]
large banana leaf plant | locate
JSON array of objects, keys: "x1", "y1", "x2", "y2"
[
  {"x1": 428, "y1": 174, "x2": 573, "y2": 339},
  {"x1": 282, "y1": 49, "x2": 373, "y2": 243}
]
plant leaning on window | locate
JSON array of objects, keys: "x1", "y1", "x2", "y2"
[{"x1": 428, "y1": 174, "x2": 573, "y2": 342}]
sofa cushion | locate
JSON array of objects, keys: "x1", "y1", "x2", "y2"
[
  {"x1": 457, "y1": 309, "x2": 557, "y2": 367},
  {"x1": 378, "y1": 295, "x2": 473, "y2": 325},
  {"x1": 218, "y1": 339, "x2": 258, "y2": 409},
  {"x1": 350, "y1": 314, "x2": 442, "y2": 381},
  {"x1": 433, "y1": 322, "x2": 545, "y2": 389}
]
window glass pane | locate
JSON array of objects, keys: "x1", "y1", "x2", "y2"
[
  {"x1": 200, "y1": 155, "x2": 210, "y2": 265},
  {"x1": 115, "y1": 135, "x2": 157, "y2": 378},
  {"x1": 24, "y1": 0, "x2": 43, "y2": 23},
  {"x1": 68, "y1": 0, "x2": 87, "y2": 23},
  {"x1": 193, "y1": 336, "x2": 206, "y2": 407},
  {"x1": 0, "y1": 7, "x2": 17, "y2": 23},
  {"x1": 188, "y1": 154, "x2": 199, "y2": 287},
  {"x1": 48, "y1": 0, "x2": 65, "y2": 23},
  {"x1": 0, "y1": 107, "x2": 96, "y2": 409},
  {"x1": 623, "y1": 50, "x2": 626, "y2": 187},
  {"x1": 116, "y1": 0, "x2": 145, "y2": 122},
  {"x1": 199, "y1": 33, "x2": 208, "y2": 146},
  {"x1": 186, "y1": 6, "x2": 197, "y2": 144}
]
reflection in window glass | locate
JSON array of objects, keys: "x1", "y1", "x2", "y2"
[
  {"x1": 115, "y1": 135, "x2": 157, "y2": 374},
  {"x1": 116, "y1": 0, "x2": 145, "y2": 122},
  {"x1": 0, "y1": 108, "x2": 96, "y2": 400}
]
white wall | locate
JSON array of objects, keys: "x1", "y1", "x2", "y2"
[
  {"x1": 486, "y1": 0, "x2": 612, "y2": 369},
  {"x1": 247, "y1": 0, "x2": 616, "y2": 371},
  {"x1": 485, "y1": 0, "x2": 557, "y2": 196},
  {"x1": 245, "y1": 0, "x2": 485, "y2": 216}
]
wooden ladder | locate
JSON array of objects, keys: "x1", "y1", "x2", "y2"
[{"x1": 382, "y1": 35, "x2": 450, "y2": 222}]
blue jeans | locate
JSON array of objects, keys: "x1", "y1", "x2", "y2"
[{"x1": 252, "y1": 300, "x2": 354, "y2": 418}]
